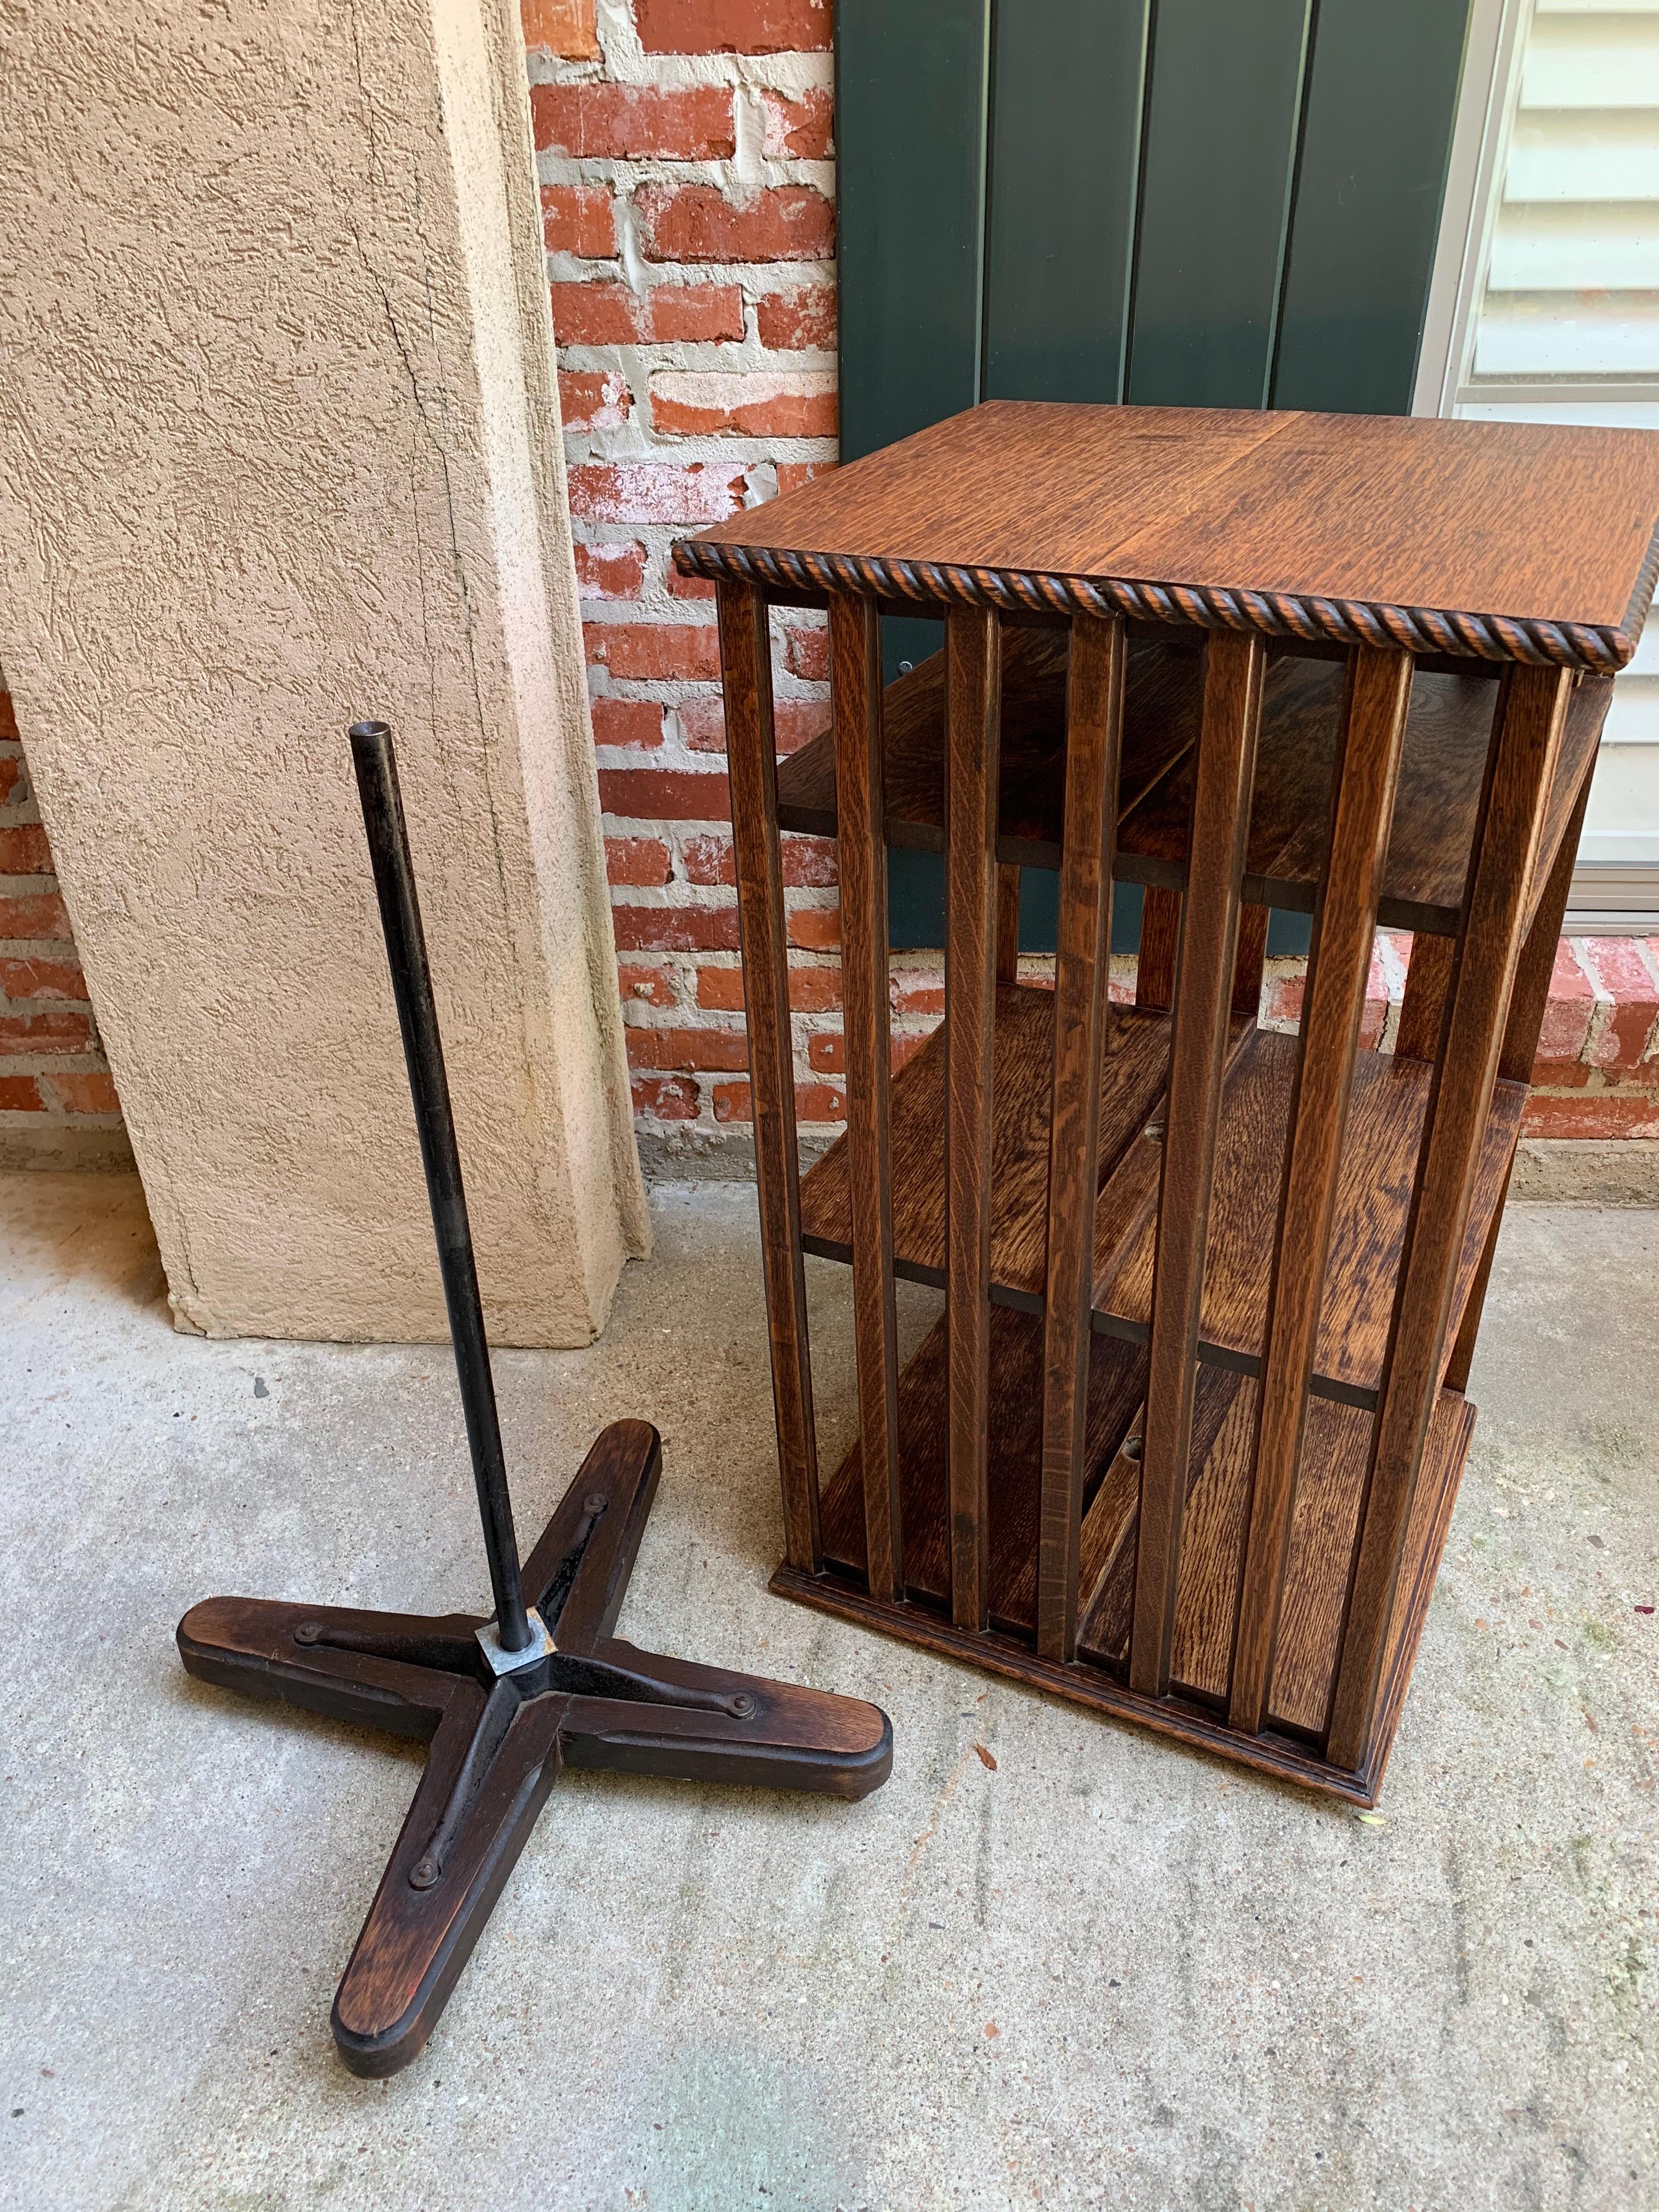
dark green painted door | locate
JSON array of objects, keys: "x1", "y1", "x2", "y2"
[
  {"x1": 835, "y1": 0, "x2": 1475, "y2": 950},
  {"x1": 1127, "y1": 0, "x2": 1313, "y2": 409}
]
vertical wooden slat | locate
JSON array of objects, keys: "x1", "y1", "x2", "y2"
[
  {"x1": 1130, "y1": 630, "x2": 1267, "y2": 1700},
  {"x1": 1036, "y1": 614, "x2": 1127, "y2": 1662},
  {"x1": 1228, "y1": 646, "x2": 1412, "y2": 1734},
  {"x1": 830, "y1": 595, "x2": 902, "y2": 1602},
  {"x1": 718, "y1": 582, "x2": 821, "y2": 1575},
  {"x1": 1444, "y1": 752, "x2": 1596, "y2": 1392},
  {"x1": 1498, "y1": 749, "x2": 1595, "y2": 1091},
  {"x1": 1396, "y1": 932, "x2": 1454, "y2": 1061},
  {"x1": 1136, "y1": 885, "x2": 1182, "y2": 1009},
  {"x1": 1231, "y1": 902, "x2": 1271, "y2": 1019},
  {"x1": 945, "y1": 607, "x2": 1002, "y2": 1634},
  {"x1": 996, "y1": 864, "x2": 1023, "y2": 983},
  {"x1": 1327, "y1": 662, "x2": 1573, "y2": 1774}
]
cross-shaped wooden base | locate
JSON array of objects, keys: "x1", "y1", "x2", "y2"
[{"x1": 178, "y1": 1417, "x2": 891, "y2": 2076}]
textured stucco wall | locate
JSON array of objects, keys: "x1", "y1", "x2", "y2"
[{"x1": 0, "y1": 0, "x2": 648, "y2": 1343}]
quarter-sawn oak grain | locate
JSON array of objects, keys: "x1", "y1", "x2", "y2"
[
  {"x1": 719, "y1": 584, "x2": 821, "y2": 1573},
  {"x1": 830, "y1": 594, "x2": 902, "y2": 1602},
  {"x1": 712, "y1": 400, "x2": 1644, "y2": 1804},
  {"x1": 1228, "y1": 646, "x2": 1411, "y2": 1734},
  {"x1": 1132, "y1": 631, "x2": 1266, "y2": 1700},
  {"x1": 944, "y1": 608, "x2": 1002, "y2": 1633},
  {"x1": 1037, "y1": 613, "x2": 1127, "y2": 1663}
]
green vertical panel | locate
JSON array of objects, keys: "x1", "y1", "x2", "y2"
[
  {"x1": 1020, "y1": 869, "x2": 1146, "y2": 957},
  {"x1": 835, "y1": 0, "x2": 991, "y2": 464},
  {"x1": 1126, "y1": 0, "x2": 1313, "y2": 407},
  {"x1": 836, "y1": 1, "x2": 990, "y2": 944},
  {"x1": 1271, "y1": 0, "x2": 1474, "y2": 413},
  {"x1": 982, "y1": 0, "x2": 1152, "y2": 403}
]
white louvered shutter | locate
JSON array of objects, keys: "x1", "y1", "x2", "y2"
[{"x1": 1458, "y1": 0, "x2": 1659, "y2": 924}]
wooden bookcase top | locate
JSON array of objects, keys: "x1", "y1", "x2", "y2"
[{"x1": 674, "y1": 400, "x2": 1659, "y2": 672}]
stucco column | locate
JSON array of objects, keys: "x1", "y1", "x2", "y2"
[{"x1": 0, "y1": 0, "x2": 648, "y2": 1343}]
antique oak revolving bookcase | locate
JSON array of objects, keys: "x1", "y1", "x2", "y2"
[{"x1": 671, "y1": 402, "x2": 1659, "y2": 1805}]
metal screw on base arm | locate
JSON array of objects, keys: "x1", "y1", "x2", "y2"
[{"x1": 348, "y1": 722, "x2": 531, "y2": 1654}]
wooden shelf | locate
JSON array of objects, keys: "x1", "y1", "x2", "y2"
[
  {"x1": 804, "y1": 991, "x2": 1522, "y2": 1412},
  {"x1": 1073, "y1": 1369, "x2": 1476, "y2": 1740},
  {"x1": 774, "y1": 625, "x2": 1200, "y2": 867},
  {"x1": 1124, "y1": 660, "x2": 1606, "y2": 936},
  {"x1": 775, "y1": 639, "x2": 1609, "y2": 936},
  {"x1": 799, "y1": 979, "x2": 1253, "y2": 1309},
  {"x1": 1094, "y1": 1030, "x2": 1526, "y2": 1408},
  {"x1": 811, "y1": 1294, "x2": 1476, "y2": 1789}
]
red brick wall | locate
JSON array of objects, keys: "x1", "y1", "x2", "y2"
[
  {"x1": 526, "y1": 0, "x2": 856, "y2": 1159},
  {"x1": 526, "y1": 0, "x2": 1659, "y2": 1169},
  {"x1": 0, "y1": 686, "x2": 128, "y2": 1164},
  {"x1": 1522, "y1": 937, "x2": 1659, "y2": 1138},
  {"x1": 1261, "y1": 930, "x2": 1659, "y2": 1136}
]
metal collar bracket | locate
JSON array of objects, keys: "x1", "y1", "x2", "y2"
[{"x1": 475, "y1": 1607, "x2": 555, "y2": 1677}]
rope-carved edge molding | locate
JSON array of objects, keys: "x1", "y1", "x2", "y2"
[{"x1": 672, "y1": 531, "x2": 1659, "y2": 676}]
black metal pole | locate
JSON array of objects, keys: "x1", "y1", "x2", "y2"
[{"x1": 348, "y1": 721, "x2": 531, "y2": 1652}]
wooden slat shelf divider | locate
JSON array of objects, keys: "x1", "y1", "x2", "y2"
[
  {"x1": 1128, "y1": 627, "x2": 1267, "y2": 1703},
  {"x1": 817, "y1": 1304, "x2": 1146, "y2": 1638},
  {"x1": 805, "y1": 998, "x2": 1522, "y2": 1412},
  {"x1": 1225, "y1": 642, "x2": 1413, "y2": 1739},
  {"x1": 1096, "y1": 1032, "x2": 1527, "y2": 1406},
  {"x1": 1036, "y1": 612, "x2": 1130, "y2": 1666},
  {"x1": 942, "y1": 606, "x2": 1001, "y2": 1633},
  {"x1": 798, "y1": 980, "x2": 1252, "y2": 1310},
  {"x1": 693, "y1": 399, "x2": 1654, "y2": 1805},
  {"x1": 776, "y1": 641, "x2": 1610, "y2": 937},
  {"x1": 829, "y1": 594, "x2": 904, "y2": 1604},
  {"x1": 718, "y1": 583, "x2": 822, "y2": 1573}
]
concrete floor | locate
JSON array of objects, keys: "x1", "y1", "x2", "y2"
[{"x1": 1, "y1": 1173, "x2": 1655, "y2": 2212}]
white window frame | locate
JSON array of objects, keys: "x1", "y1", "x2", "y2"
[
  {"x1": 1414, "y1": 0, "x2": 1536, "y2": 419},
  {"x1": 1414, "y1": 0, "x2": 1659, "y2": 929}
]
